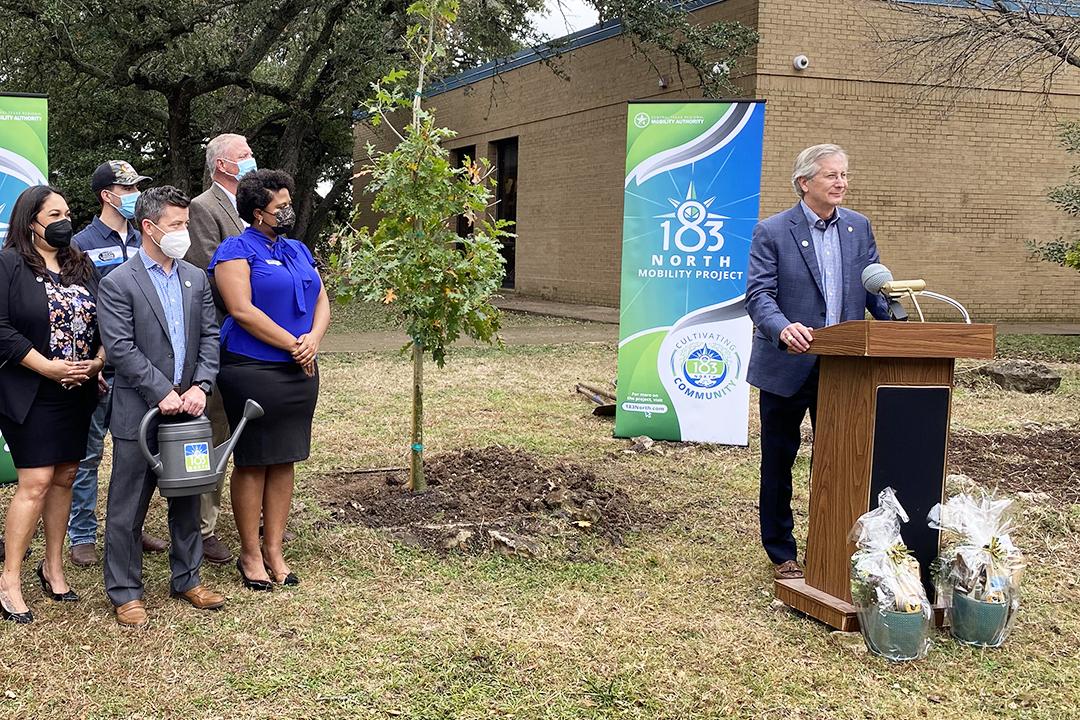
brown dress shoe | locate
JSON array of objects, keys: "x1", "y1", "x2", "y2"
[
  {"x1": 172, "y1": 584, "x2": 226, "y2": 610},
  {"x1": 141, "y1": 531, "x2": 169, "y2": 553},
  {"x1": 202, "y1": 535, "x2": 234, "y2": 564},
  {"x1": 116, "y1": 600, "x2": 149, "y2": 628},
  {"x1": 71, "y1": 543, "x2": 99, "y2": 567},
  {"x1": 774, "y1": 560, "x2": 804, "y2": 580}
]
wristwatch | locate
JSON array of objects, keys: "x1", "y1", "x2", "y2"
[{"x1": 195, "y1": 381, "x2": 213, "y2": 396}]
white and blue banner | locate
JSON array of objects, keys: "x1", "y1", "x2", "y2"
[{"x1": 615, "y1": 100, "x2": 764, "y2": 445}]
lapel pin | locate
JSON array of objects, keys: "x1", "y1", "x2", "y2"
[
  {"x1": 36, "y1": 276, "x2": 43, "y2": 282},
  {"x1": 184, "y1": 280, "x2": 191, "y2": 287},
  {"x1": 848, "y1": 226, "x2": 853, "y2": 232},
  {"x1": 801, "y1": 240, "x2": 809, "y2": 247}
]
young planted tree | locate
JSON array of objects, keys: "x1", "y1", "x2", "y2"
[{"x1": 333, "y1": 0, "x2": 509, "y2": 491}]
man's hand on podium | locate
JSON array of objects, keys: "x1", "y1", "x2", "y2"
[{"x1": 782, "y1": 322, "x2": 814, "y2": 353}]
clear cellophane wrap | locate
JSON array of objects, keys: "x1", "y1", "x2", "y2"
[
  {"x1": 849, "y1": 488, "x2": 933, "y2": 661},
  {"x1": 928, "y1": 492, "x2": 1025, "y2": 645}
]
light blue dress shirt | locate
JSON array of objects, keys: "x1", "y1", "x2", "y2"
[
  {"x1": 140, "y1": 249, "x2": 186, "y2": 384},
  {"x1": 800, "y1": 200, "x2": 843, "y2": 327}
]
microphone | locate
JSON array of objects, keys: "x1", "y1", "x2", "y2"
[
  {"x1": 861, "y1": 263, "x2": 973, "y2": 323},
  {"x1": 861, "y1": 263, "x2": 908, "y2": 320}
]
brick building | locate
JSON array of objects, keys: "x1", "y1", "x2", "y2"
[{"x1": 353, "y1": 0, "x2": 1080, "y2": 321}]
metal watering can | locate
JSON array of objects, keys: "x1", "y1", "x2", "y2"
[{"x1": 138, "y1": 399, "x2": 264, "y2": 497}]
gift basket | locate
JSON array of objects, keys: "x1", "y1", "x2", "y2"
[
  {"x1": 928, "y1": 492, "x2": 1025, "y2": 648},
  {"x1": 849, "y1": 487, "x2": 933, "y2": 661}
]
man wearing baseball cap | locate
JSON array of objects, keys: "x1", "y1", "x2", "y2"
[{"x1": 68, "y1": 160, "x2": 168, "y2": 567}]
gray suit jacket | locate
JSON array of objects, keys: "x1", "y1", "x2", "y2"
[
  {"x1": 745, "y1": 204, "x2": 891, "y2": 398},
  {"x1": 186, "y1": 183, "x2": 245, "y2": 317},
  {"x1": 98, "y1": 255, "x2": 220, "y2": 441}
]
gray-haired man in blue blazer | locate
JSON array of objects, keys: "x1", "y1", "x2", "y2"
[{"x1": 746, "y1": 144, "x2": 892, "y2": 580}]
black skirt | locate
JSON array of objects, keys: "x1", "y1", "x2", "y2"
[
  {"x1": 0, "y1": 378, "x2": 96, "y2": 469},
  {"x1": 217, "y1": 350, "x2": 319, "y2": 467}
]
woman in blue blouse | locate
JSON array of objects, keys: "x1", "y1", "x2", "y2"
[
  {"x1": 0, "y1": 186, "x2": 103, "y2": 623},
  {"x1": 209, "y1": 170, "x2": 329, "y2": 591}
]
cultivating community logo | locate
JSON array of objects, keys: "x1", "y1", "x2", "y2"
[{"x1": 670, "y1": 332, "x2": 741, "y2": 400}]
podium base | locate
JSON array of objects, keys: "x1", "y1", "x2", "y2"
[
  {"x1": 774, "y1": 579, "x2": 860, "y2": 631},
  {"x1": 774, "y1": 580, "x2": 947, "y2": 631}
]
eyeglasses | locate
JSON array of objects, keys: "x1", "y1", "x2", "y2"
[{"x1": 816, "y1": 172, "x2": 850, "y2": 182}]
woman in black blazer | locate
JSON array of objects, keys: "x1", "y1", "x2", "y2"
[{"x1": 0, "y1": 186, "x2": 103, "y2": 624}]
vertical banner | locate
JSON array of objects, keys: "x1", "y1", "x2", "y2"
[
  {"x1": 0, "y1": 94, "x2": 49, "y2": 245},
  {"x1": 0, "y1": 94, "x2": 47, "y2": 483},
  {"x1": 615, "y1": 100, "x2": 764, "y2": 445}
]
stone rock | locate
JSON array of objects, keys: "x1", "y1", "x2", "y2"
[
  {"x1": 976, "y1": 360, "x2": 1061, "y2": 394},
  {"x1": 443, "y1": 529, "x2": 473, "y2": 550},
  {"x1": 629, "y1": 435, "x2": 655, "y2": 453},
  {"x1": 945, "y1": 473, "x2": 980, "y2": 495},
  {"x1": 572, "y1": 499, "x2": 602, "y2": 524},
  {"x1": 1017, "y1": 491, "x2": 1051, "y2": 505},
  {"x1": 488, "y1": 530, "x2": 541, "y2": 559}
]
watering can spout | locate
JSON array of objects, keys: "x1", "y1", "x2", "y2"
[{"x1": 213, "y1": 399, "x2": 264, "y2": 475}]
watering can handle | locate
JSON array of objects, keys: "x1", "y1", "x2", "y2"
[{"x1": 138, "y1": 406, "x2": 164, "y2": 477}]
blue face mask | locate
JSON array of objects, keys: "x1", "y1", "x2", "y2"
[
  {"x1": 109, "y1": 190, "x2": 140, "y2": 220},
  {"x1": 229, "y1": 157, "x2": 258, "y2": 179}
]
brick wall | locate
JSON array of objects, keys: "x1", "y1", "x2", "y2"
[{"x1": 352, "y1": 0, "x2": 1080, "y2": 321}]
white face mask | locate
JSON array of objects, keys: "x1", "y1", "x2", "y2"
[{"x1": 150, "y1": 221, "x2": 191, "y2": 259}]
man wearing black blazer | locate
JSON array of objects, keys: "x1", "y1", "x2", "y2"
[{"x1": 98, "y1": 186, "x2": 226, "y2": 628}]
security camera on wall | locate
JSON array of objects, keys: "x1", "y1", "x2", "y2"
[{"x1": 793, "y1": 55, "x2": 810, "y2": 71}]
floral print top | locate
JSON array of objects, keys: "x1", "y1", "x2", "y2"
[{"x1": 44, "y1": 271, "x2": 97, "y2": 361}]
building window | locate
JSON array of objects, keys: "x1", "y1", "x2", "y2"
[
  {"x1": 495, "y1": 137, "x2": 518, "y2": 289},
  {"x1": 452, "y1": 145, "x2": 475, "y2": 239}
]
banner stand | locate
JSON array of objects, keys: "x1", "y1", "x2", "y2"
[{"x1": 615, "y1": 100, "x2": 765, "y2": 445}]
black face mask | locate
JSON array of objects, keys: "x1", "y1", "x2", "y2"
[
  {"x1": 38, "y1": 219, "x2": 73, "y2": 249},
  {"x1": 261, "y1": 206, "x2": 295, "y2": 237}
]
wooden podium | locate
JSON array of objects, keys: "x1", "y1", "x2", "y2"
[{"x1": 773, "y1": 321, "x2": 995, "y2": 631}]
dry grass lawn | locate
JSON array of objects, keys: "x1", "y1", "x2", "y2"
[{"x1": 0, "y1": 342, "x2": 1077, "y2": 719}]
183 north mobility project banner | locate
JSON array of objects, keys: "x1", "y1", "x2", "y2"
[
  {"x1": 615, "y1": 100, "x2": 764, "y2": 445},
  {"x1": 0, "y1": 93, "x2": 47, "y2": 484},
  {"x1": 0, "y1": 94, "x2": 48, "y2": 245}
]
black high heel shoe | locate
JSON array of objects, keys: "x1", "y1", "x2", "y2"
[
  {"x1": 265, "y1": 563, "x2": 299, "y2": 587},
  {"x1": 37, "y1": 561, "x2": 79, "y2": 602},
  {"x1": 0, "y1": 589, "x2": 32, "y2": 624},
  {"x1": 236, "y1": 558, "x2": 273, "y2": 592}
]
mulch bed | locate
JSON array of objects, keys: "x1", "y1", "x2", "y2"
[
  {"x1": 949, "y1": 427, "x2": 1080, "y2": 505},
  {"x1": 311, "y1": 445, "x2": 669, "y2": 556}
]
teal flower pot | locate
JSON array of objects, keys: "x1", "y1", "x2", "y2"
[
  {"x1": 861, "y1": 609, "x2": 927, "y2": 661},
  {"x1": 950, "y1": 592, "x2": 1010, "y2": 648}
]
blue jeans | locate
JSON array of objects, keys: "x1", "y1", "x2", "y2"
[{"x1": 68, "y1": 380, "x2": 111, "y2": 547}]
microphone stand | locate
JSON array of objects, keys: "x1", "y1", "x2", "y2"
[{"x1": 886, "y1": 290, "x2": 971, "y2": 323}]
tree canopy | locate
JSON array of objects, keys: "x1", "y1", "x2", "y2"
[{"x1": 0, "y1": 0, "x2": 757, "y2": 247}]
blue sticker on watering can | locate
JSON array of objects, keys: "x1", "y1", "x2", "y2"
[{"x1": 185, "y1": 442, "x2": 211, "y2": 473}]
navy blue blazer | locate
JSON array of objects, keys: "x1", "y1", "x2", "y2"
[
  {"x1": 746, "y1": 204, "x2": 891, "y2": 397},
  {"x1": 0, "y1": 247, "x2": 102, "y2": 423}
]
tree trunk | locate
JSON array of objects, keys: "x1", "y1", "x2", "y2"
[
  {"x1": 410, "y1": 339, "x2": 425, "y2": 491},
  {"x1": 166, "y1": 89, "x2": 194, "y2": 195}
]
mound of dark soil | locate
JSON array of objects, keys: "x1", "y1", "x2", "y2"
[
  {"x1": 311, "y1": 446, "x2": 668, "y2": 556},
  {"x1": 949, "y1": 428, "x2": 1080, "y2": 505}
]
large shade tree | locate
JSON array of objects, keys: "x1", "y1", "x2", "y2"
[
  {"x1": 0, "y1": 0, "x2": 757, "y2": 246},
  {"x1": 869, "y1": 0, "x2": 1080, "y2": 272}
]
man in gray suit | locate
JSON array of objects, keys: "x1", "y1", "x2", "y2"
[
  {"x1": 746, "y1": 144, "x2": 891, "y2": 581},
  {"x1": 185, "y1": 133, "x2": 253, "y2": 564},
  {"x1": 99, "y1": 186, "x2": 227, "y2": 628}
]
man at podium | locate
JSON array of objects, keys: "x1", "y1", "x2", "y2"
[{"x1": 745, "y1": 144, "x2": 891, "y2": 580}]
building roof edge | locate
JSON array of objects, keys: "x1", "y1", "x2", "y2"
[{"x1": 425, "y1": 0, "x2": 728, "y2": 98}]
